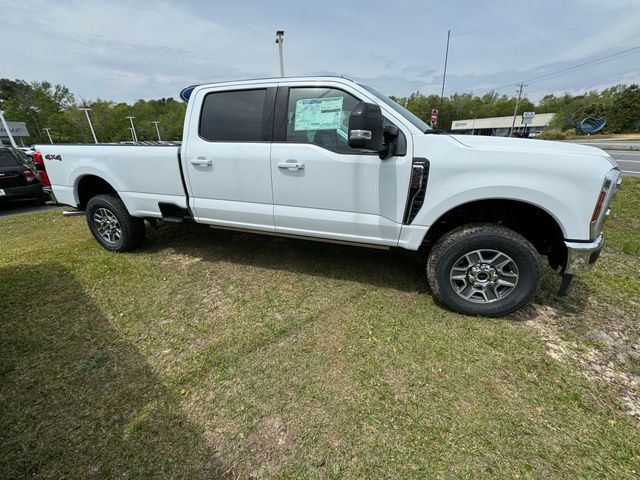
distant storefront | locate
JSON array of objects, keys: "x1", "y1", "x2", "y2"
[
  {"x1": 451, "y1": 113, "x2": 555, "y2": 137},
  {"x1": 0, "y1": 121, "x2": 30, "y2": 146}
]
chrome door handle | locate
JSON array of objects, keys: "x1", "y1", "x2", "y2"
[
  {"x1": 277, "y1": 161, "x2": 304, "y2": 170},
  {"x1": 189, "y1": 157, "x2": 212, "y2": 166}
]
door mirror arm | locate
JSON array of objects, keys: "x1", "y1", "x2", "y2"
[{"x1": 380, "y1": 125, "x2": 399, "y2": 160}]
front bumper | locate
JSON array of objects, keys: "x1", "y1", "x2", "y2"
[{"x1": 564, "y1": 234, "x2": 604, "y2": 274}]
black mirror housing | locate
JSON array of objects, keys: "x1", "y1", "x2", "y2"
[{"x1": 348, "y1": 102, "x2": 384, "y2": 152}]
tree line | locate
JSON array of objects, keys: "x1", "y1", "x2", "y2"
[
  {"x1": 0, "y1": 79, "x2": 186, "y2": 145},
  {"x1": 1, "y1": 78, "x2": 639, "y2": 145},
  {"x1": 392, "y1": 83, "x2": 640, "y2": 136}
]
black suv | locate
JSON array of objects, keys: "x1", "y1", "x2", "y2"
[{"x1": 0, "y1": 146, "x2": 45, "y2": 204}]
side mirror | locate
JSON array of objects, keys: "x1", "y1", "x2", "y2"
[{"x1": 348, "y1": 102, "x2": 384, "y2": 152}]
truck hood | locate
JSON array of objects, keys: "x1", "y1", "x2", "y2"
[{"x1": 447, "y1": 134, "x2": 615, "y2": 164}]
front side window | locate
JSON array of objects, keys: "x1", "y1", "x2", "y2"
[
  {"x1": 199, "y1": 89, "x2": 267, "y2": 142},
  {"x1": 286, "y1": 87, "x2": 361, "y2": 154}
]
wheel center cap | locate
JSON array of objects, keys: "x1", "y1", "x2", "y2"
[{"x1": 467, "y1": 264, "x2": 498, "y2": 288}]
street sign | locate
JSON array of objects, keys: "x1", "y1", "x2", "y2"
[
  {"x1": 522, "y1": 111, "x2": 535, "y2": 125},
  {"x1": 431, "y1": 108, "x2": 439, "y2": 126}
]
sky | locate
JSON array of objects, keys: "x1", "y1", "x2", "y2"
[{"x1": 1, "y1": 0, "x2": 640, "y2": 103}]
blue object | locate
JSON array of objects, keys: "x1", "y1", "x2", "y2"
[
  {"x1": 579, "y1": 116, "x2": 606, "y2": 134},
  {"x1": 180, "y1": 85, "x2": 198, "y2": 103}
]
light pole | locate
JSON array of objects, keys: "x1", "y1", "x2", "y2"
[
  {"x1": 126, "y1": 116, "x2": 138, "y2": 142},
  {"x1": 439, "y1": 29, "x2": 451, "y2": 118},
  {"x1": 275, "y1": 30, "x2": 285, "y2": 77},
  {"x1": 152, "y1": 120, "x2": 162, "y2": 141},
  {"x1": 43, "y1": 127, "x2": 53, "y2": 144},
  {"x1": 80, "y1": 107, "x2": 98, "y2": 143}
]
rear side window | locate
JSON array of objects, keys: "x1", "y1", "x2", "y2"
[
  {"x1": 0, "y1": 149, "x2": 18, "y2": 167},
  {"x1": 199, "y1": 89, "x2": 267, "y2": 142}
]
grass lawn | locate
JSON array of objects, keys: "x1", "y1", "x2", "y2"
[{"x1": 1, "y1": 179, "x2": 639, "y2": 479}]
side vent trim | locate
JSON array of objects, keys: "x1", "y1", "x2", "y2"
[{"x1": 403, "y1": 157, "x2": 430, "y2": 224}]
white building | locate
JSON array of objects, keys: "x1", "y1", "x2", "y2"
[{"x1": 451, "y1": 113, "x2": 555, "y2": 137}]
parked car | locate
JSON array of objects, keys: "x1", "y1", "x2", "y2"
[
  {"x1": 37, "y1": 76, "x2": 621, "y2": 316},
  {"x1": 0, "y1": 146, "x2": 46, "y2": 205}
]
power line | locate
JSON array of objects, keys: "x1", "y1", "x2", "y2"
[
  {"x1": 473, "y1": 45, "x2": 640, "y2": 95},
  {"x1": 523, "y1": 45, "x2": 640, "y2": 84}
]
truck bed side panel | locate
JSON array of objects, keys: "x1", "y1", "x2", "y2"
[{"x1": 37, "y1": 145, "x2": 186, "y2": 217}]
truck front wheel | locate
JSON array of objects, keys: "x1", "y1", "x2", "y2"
[
  {"x1": 86, "y1": 194, "x2": 145, "y2": 252},
  {"x1": 426, "y1": 224, "x2": 542, "y2": 317}
]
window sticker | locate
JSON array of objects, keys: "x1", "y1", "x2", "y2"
[{"x1": 294, "y1": 97, "x2": 344, "y2": 131}]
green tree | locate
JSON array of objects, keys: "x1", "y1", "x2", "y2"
[{"x1": 608, "y1": 84, "x2": 640, "y2": 133}]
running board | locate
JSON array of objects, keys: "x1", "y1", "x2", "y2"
[
  {"x1": 62, "y1": 210, "x2": 85, "y2": 217},
  {"x1": 158, "y1": 202, "x2": 191, "y2": 222}
]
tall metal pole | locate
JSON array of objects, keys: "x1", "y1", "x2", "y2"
[
  {"x1": 80, "y1": 107, "x2": 98, "y2": 143},
  {"x1": 439, "y1": 29, "x2": 451, "y2": 117},
  {"x1": 126, "y1": 116, "x2": 138, "y2": 142},
  {"x1": 152, "y1": 121, "x2": 162, "y2": 141},
  {"x1": 43, "y1": 128, "x2": 53, "y2": 144},
  {"x1": 509, "y1": 82, "x2": 526, "y2": 137},
  {"x1": 275, "y1": 30, "x2": 285, "y2": 77},
  {"x1": 0, "y1": 110, "x2": 19, "y2": 148}
]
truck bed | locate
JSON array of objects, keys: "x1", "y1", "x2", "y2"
[{"x1": 37, "y1": 144, "x2": 187, "y2": 217}]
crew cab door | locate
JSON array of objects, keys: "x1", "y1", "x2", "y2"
[
  {"x1": 182, "y1": 84, "x2": 276, "y2": 231},
  {"x1": 270, "y1": 82, "x2": 413, "y2": 246}
]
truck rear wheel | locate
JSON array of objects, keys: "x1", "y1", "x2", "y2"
[
  {"x1": 86, "y1": 194, "x2": 145, "y2": 252},
  {"x1": 426, "y1": 224, "x2": 542, "y2": 317}
]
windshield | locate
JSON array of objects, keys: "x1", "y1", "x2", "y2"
[{"x1": 359, "y1": 84, "x2": 433, "y2": 133}]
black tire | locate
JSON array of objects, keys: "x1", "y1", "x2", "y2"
[
  {"x1": 426, "y1": 223, "x2": 542, "y2": 317},
  {"x1": 86, "y1": 194, "x2": 145, "y2": 252}
]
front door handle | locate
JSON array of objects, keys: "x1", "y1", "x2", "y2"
[
  {"x1": 277, "y1": 161, "x2": 305, "y2": 170},
  {"x1": 189, "y1": 156, "x2": 212, "y2": 167}
]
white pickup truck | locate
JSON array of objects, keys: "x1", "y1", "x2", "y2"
[{"x1": 38, "y1": 76, "x2": 621, "y2": 316}]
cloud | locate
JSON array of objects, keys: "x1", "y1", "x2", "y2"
[{"x1": 1, "y1": 0, "x2": 638, "y2": 102}]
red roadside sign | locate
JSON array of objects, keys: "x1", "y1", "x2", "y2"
[{"x1": 431, "y1": 108, "x2": 438, "y2": 126}]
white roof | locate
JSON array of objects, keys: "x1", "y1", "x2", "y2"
[{"x1": 451, "y1": 113, "x2": 555, "y2": 130}]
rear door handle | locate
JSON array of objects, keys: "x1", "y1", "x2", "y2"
[
  {"x1": 189, "y1": 156, "x2": 212, "y2": 167},
  {"x1": 277, "y1": 161, "x2": 304, "y2": 170}
]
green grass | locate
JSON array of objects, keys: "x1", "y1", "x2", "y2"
[{"x1": 1, "y1": 180, "x2": 639, "y2": 478}]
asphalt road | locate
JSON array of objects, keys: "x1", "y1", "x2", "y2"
[{"x1": 608, "y1": 150, "x2": 640, "y2": 177}]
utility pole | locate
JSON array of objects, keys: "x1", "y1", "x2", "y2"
[
  {"x1": 0, "y1": 109, "x2": 19, "y2": 148},
  {"x1": 152, "y1": 120, "x2": 162, "y2": 141},
  {"x1": 275, "y1": 30, "x2": 285, "y2": 77},
  {"x1": 509, "y1": 82, "x2": 526, "y2": 137},
  {"x1": 126, "y1": 116, "x2": 138, "y2": 142},
  {"x1": 43, "y1": 128, "x2": 53, "y2": 144},
  {"x1": 80, "y1": 107, "x2": 98, "y2": 143},
  {"x1": 439, "y1": 29, "x2": 451, "y2": 118}
]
